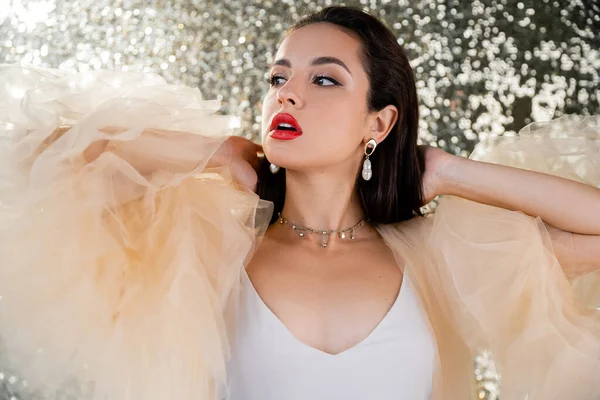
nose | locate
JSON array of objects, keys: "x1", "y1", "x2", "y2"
[{"x1": 276, "y1": 78, "x2": 303, "y2": 108}]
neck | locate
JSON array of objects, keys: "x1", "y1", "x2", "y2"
[{"x1": 279, "y1": 167, "x2": 365, "y2": 232}]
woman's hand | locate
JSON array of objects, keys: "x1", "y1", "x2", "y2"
[
  {"x1": 419, "y1": 145, "x2": 456, "y2": 204},
  {"x1": 213, "y1": 136, "x2": 263, "y2": 192}
]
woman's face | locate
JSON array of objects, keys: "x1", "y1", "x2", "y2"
[{"x1": 261, "y1": 23, "x2": 374, "y2": 172}]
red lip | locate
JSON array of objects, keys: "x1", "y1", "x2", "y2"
[{"x1": 269, "y1": 113, "x2": 303, "y2": 140}]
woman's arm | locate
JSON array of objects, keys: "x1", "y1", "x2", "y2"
[
  {"x1": 51, "y1": 125, "x2": 262, "y2": 191},
  {"x1": 429, "y1": 149, "x2": 600, "y2": 235},
  {"x1": 423, "y1": 147, "x2": 600, "y2": 275}
]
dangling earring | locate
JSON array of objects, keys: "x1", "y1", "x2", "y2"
[{"x1": 362, "y1": 138, "x2": 377, "y2": 181}]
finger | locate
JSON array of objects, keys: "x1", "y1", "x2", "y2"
[
  {"x1": 248, "y1": 181, "x2": 257, "y2": 193},
  {"x1": 230, "y1": 159, "x2": 259, "y2": 192},
  {"x1": 245, "y1": 142, "x2": 264, "y2": 172}
]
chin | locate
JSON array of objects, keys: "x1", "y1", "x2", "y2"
[
  {"x1": 264, "y1": 151, "x2": 295, "y2": 170},
  {"x1": 263, "y1": 138, "x2": 300, "y2": 164}
]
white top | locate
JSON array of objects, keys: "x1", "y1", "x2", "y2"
[{"x1": 218, "y1": 268, "x2": 437, "y2": 400}]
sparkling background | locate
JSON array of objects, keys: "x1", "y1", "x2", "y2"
[
  {"x1": 1, "y1": 0, "x2": 599, "y2": 156},
  {"x1": 0, "y1": 0, "x2": 599, "y2": 398}
]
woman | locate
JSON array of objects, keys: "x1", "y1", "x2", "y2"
[{"x1": 0, "y1": 6, "x2": 598, "y2": 400}]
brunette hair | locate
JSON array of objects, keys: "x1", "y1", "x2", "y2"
[{"x1": 256, "y1": 6, "x2": 423, "y2": 224}]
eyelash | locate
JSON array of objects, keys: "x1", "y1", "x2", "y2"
[{"x1": 266, "y1": 75, "x2": 341, "y2": 87}]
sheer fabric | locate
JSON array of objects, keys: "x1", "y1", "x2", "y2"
[{"x1": 0, "y1": 66, "x2": 598, "y2": 399}]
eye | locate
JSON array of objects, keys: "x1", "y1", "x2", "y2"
[
  {"x1": 267, "y1": 75, "x2": 286, "y2": 87},
  {"x1": 313, "y1": 75, "x2": 341, "y2": 87}
]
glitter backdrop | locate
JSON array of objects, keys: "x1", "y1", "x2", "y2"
[
  {"x1": 0, "y1": 1, "x2": 599, "y2": 398},
  {"x1": 1, "y1": 0, "x2": 599, "y2": 156}
]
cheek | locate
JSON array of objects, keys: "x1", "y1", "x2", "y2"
[
  {"x1": 312, "y1": 99, "x2": 365, "y2": 140},
  {"x1": 265, "y1": 120, "x2": 364, "y2": 169},
  {"x1": 319, "y1": 103, "x2": 369, "y2": 161},
  {"x1": 313, "y1": 118, "x2": 363, "y2": 158},
  {"x1": 261, "y1": 90, "x2": 368, "y2": 168}
]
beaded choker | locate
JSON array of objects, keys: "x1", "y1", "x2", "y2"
[{"x1": 277, "y1": 212, "x2": 366, "y2": 248}]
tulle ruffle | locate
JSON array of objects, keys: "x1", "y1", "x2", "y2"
[
  {"x1": 379, "y1": 115, "x2": 600, "y2": 399},
  {"x1": 0, "y1": 65, "x2": 272, "y2": 400},
  {"x1": 471, "y1": 115, "x2": 600, "y2": 308}
]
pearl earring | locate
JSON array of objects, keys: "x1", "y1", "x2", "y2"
[
  {"x1": 269, "y1": 163, "x2": 280, "y2": 174},
  {"x1": 362, "y1": 139, "x2": 377, "y2": 181}
]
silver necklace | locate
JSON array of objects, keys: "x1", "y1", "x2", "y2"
[{"x1": 277, "y1": 212, "x2": 366, "y2": 248}]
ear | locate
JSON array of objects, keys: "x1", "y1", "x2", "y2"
[{"x1": 366, "y1": 104, "x2": 398, "y2": 144}]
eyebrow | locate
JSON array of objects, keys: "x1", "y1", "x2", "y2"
[{"x1": 272, "y1": 56, "x2": 352, "y2": 75}]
